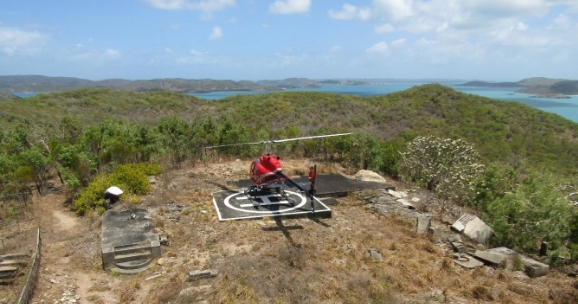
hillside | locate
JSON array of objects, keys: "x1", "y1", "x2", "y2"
[
  {"x1": 2, "y1": 160, "x2": 576, "y2": 303},
  {"x1": 1, "y1": 84, "x2": 577, "y2": 175},
  {"x1": 0, "y1": 75, "x2": 280, "y2": 93},
  {"x1": 0, "y1": 92, "x2": 20, "y2": 101}
]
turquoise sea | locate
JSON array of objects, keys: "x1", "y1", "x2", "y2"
[
  {"x1": 187, "y1": 82, "x2": 578, "y2": 123},
  {"x1": 12, "y1": 82, "x2": 578, "y2": 122}
]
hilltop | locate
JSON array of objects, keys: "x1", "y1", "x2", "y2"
[{"x1": 3, "y1": 160, "x2": 577, "y2": 303}]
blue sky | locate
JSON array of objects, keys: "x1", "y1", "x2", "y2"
[{"x1": 1, "y1": 0, "x2": 577, "y2": 81}]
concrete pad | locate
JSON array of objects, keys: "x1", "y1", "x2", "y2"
[
  {"x1": 212, "y1": 190, "x2": 331, "y2": 221},
  {"x1": 233, "y1": 173, "x2": 395, "y2": 198},
  {"x1": 487, "y1": 247, "x2": 549, "y2": 278},
  {"x1": 101, "y1": 209, "x2": 161, "y2": 270},
  {"x1": 473, "y1": 250, "x2": 507, "y2": 266},
  {"x1": 416, "y1": 214, "x2": 432, "y2": 233},
  {"x1": 452, "y1": 255, "x2": 484, "y2": 269},
  {"x1": 451, "y1": 213, "x2": 493, "y2": 244}
]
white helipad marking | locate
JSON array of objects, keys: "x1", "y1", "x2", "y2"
[
  {"x1": 224, "y1": 190, "x2": 307, "y2": 214},
  {"x1": 239, "y1": 194, "x2": 291, "y2": 207}
]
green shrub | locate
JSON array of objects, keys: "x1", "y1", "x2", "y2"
[
  {"x1": 73, "y1": 162, "x2": 161, "y2": 215},
  {"x1": 73, "y1": 175, "x2": 110, "y2": 215},
  {"x1": 110, "y1": 164, "x2": 151, "y2": 195}
]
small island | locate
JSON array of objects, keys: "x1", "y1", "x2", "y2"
[{"x1": 530, "y1": 93, "x2": 571, "y2": 99}]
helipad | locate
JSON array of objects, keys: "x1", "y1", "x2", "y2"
[{"x1": 212, "y1": 190, "x2": 332, "y2": 221}]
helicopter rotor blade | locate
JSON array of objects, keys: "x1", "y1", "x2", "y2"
[
  {"x1": 205, "y1": 141, "x2": 266, "y2": 149},
  {"x1": 205, "y1": 133, "x2": 352, "y2": 149},
  {"x1": 271, "y1": 133, "x2": 352, "y2": 143}
]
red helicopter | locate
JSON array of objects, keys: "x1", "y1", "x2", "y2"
[{"x1": 206, "y1": 133, "x2": 351, "y2": 206}]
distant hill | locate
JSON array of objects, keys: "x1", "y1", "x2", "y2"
[
  {"x1": 255, "y1": 78, "x2": 370, "y2": 88},
  {"x1": 459, "y1": 80, "x2": 522, "y2": 88},
  {"x1": 459, "y1": 77, "x2": 578, "y2": 96},
  {"x1": 0, "y1": 75, "x2": 370, "y2": 93},
  {"x1": 0, "y1": 75, "x2": 281, "y2": 93},
  {"x1": 0, "y1": 92, "x2": 20, "y2": 101}
]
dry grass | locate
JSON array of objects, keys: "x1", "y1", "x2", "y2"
[{"x1": 5, "y1": 159, "x2": 578, "y2": 303}]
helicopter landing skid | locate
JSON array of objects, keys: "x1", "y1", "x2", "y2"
[{"x1": 243, "y1": 186, "x2": 295, "y2": 206}]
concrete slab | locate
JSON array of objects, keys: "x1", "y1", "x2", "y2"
[
  {"x1": 473, "y1": 250, "x2": 507, "y2": 266},
  {"x1": 212, "y1": 190, "x2": 331, "y2": 221},
  {"x1": 232, "y1": 173, "x2": 395, "y2": 198},
  {"x1": 101, "y1": 209, "x2": 161, "y2": 270},
  {"x1": 451, "y1": 213, "x2": 494, "y2": 244},
  {"x1": 487, "y1": 247, "x2": 549, "y2": 278},
  {"x1": 452, "y1": 255, "x2": 484, "y2": 269}
]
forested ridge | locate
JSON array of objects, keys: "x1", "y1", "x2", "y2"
[
  {"x1": 2, "y1": 84, "x2": 576, "y2": 173},
  {"x1": 2, "y1": 84, "x2": 578, "y2": 258}
]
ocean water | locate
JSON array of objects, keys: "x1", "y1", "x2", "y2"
[
  {"x1": 12, "y1": 82, "x2": 578, "y2": 122},
  {"x1": 188, "y1": 82, "x2": 578, "y2": 123}
]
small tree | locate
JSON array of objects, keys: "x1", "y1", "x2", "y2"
[
  {"x1": 484, "y1": 171, "x2": 571, "y2": 251},
  {"x1": 398, "y1": 135, "x2": 484, "y2": 205}
]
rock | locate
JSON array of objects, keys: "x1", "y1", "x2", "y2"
[
  {"x1": 388, "y1": 189, "x2": 404, "y2": 199},
  {"x1": 487, "y1": 247, "x2": 550, "y2": 278},
  {"x1": 146, "y1": 273, "x2": 162, "y2": 281},
  {"x1": 451, "y1": 213, "x2": 494, "y2": 244},
  {"x1": 366, "y1": 249, "x2": 383, "y2": 262},
  {"x1": 416, "y1": 215, "x2": 432, "y2": 233},
  {"x1": 157, "y1": 258, "x2": 165, "y2": 266},
  {"x1": 355, "y1": 170, "x2": 386, "y2": 182},
  {"x1": 472, "y1": 250, "x2": 507, "y2": 267},
  {"x1": 397, "y1": 199, "x2": 415, "y2": 209},
  {"x1": 451, "y1": 254, "x2": 484, "y2": 269},
  {"x1": 185, "y1": 269, "x2": 219, "y2": 281},
  {"x1": 179, "y1": 285, "x2": 212, "y2": 296},
  {"x1": 160, "y1": 236, "x2": 169, "y2": 246}
]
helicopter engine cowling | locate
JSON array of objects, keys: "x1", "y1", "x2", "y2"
[{"x1": 250, "y1": 153, "x2": 284, "y2": 185}]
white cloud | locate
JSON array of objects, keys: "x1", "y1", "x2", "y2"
[
  {"x1": 209, "y1": 26, "x2": 223, "y2": 40},
  {"x1": 269, "y1": 0, "x2": 311, "y2": 15},
  {"x1": 391, "y1": 38, "x2": 406, "y2": 46},
  {"x1": 262, "y1": 23, "x2": 270, "y2": 28},
  {"x1": 0, "y1": 26, "x2": 47, "y2": 55},
  {"x1": 373, "y1": 0, "x2": 414, "y2": 22},
  {"x1": 144, "y1": 0, "x2": 236, "y2": 19},
  {"x1": 73, "y1": 48, "x2": 122, "y2": 62},
  {"x1": 190, "y1": 49, "x2": 202, "y2": 55},
  {"x1": 516, "y1": 22, "x2": 528, "y2": 31},
  {"x1": 169, "y1": 24, "x2": 181, "y2": 31},
  {"x1": 330, "y1": 45, "x2": 341, "y2": 52},
  {"x1": 375, "y1": 23, "x2": 395, "y2": 33},
  {"x1": 328, "y1": 4, "x2": 371, "y2": 20},
  {"x1": 103, "y1": 49, "x2": 121, "y2": 60},
  {"x1": 165, "y1": 48, "x2": 173, "y2": 53},
  {"x1": 144, "y1": 0, "x2": 188, "y2": 10},
  {"x1": 77, "y1": 44, "x2": 85, "y2": 47},
  {"x1": 366, "y1": 41, "x2": 389, "y2": 54}
]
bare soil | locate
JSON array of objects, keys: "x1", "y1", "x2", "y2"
[{"x1": 2, "y1": 159, "x2": 578, "y2": 303}]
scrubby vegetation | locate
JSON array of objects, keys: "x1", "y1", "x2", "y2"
[{"x1": 1, "y1": 84, "x2": 578, "y2": 260}]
